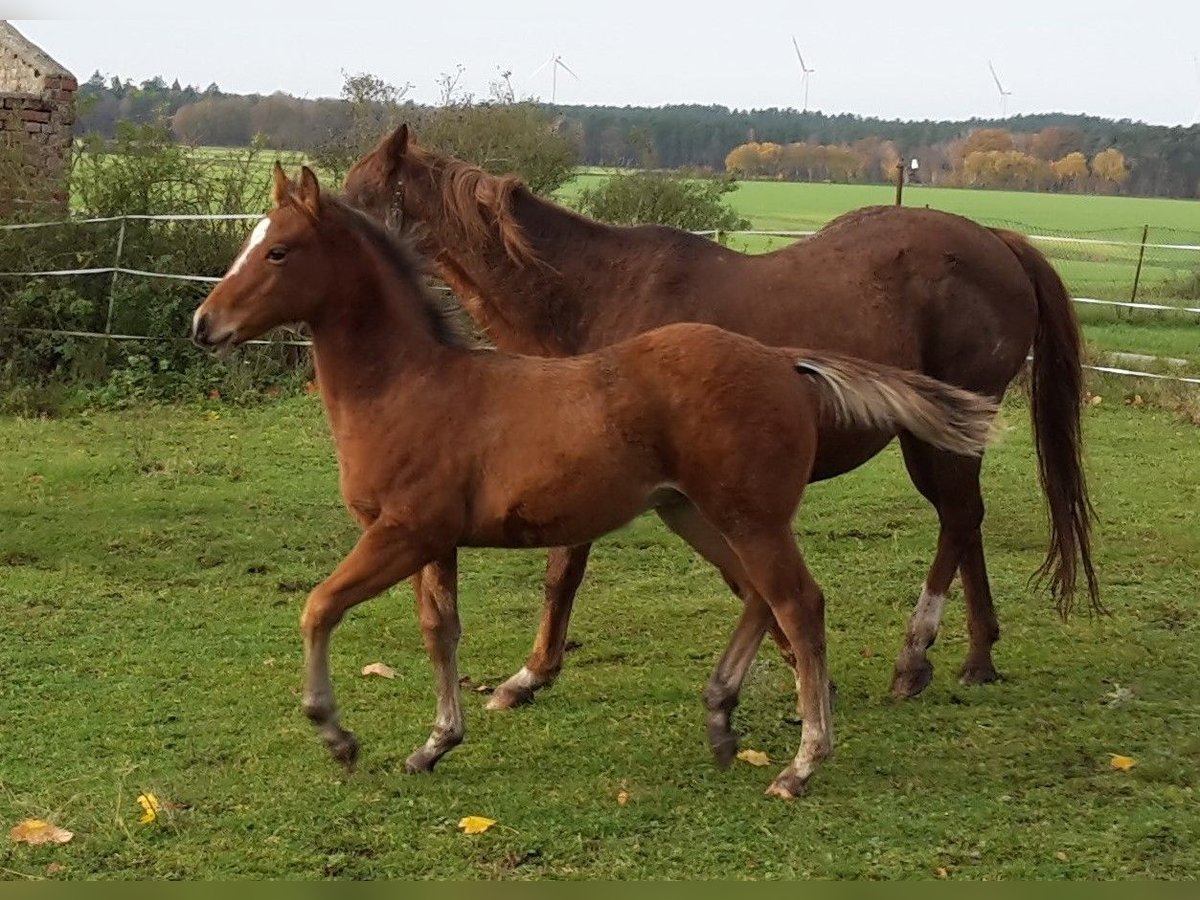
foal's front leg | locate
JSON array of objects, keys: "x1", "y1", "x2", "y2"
[
  {"x1": 301, "y1": 522, "x2": 434, "y2": 770},
  {"x1": 405, "y1": 551, "x2": 465, "y2": 773}
]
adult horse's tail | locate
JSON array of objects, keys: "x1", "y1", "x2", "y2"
[
  {"x1": 793, "y1": 353, "x2": 999, "y2": 459},
  {"x1": 990, "y1": 228, "x2": 1100, "y2": 619}
]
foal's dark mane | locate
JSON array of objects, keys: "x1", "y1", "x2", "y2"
[{"x1": 329, "y1": 194, "x2": 478, "y2": 350}]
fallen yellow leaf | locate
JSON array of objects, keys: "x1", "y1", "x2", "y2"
[
  {"x1": 458, "y1": 816, "x2": 497, "y2": 835},
  {"x1": 1109, "y1": 754, "x2": 1136, "y2": 771},
  {"x1": 361, "y1": 662, "x2": 396, "y2": 679},
  {"x1": 9, "y1": 819, "x2": 74, "y2": 845},
  {"x1": 137, "y1": 793, "x2": 161, "y2": 825},
  {"x1": 616, "y1": 789, "x2": 630, "y2": 806},
  {"x1": 1090, "y1": 395, "x2": 1103, "y2": 406},
  {"x1": 1055, "y1": 851, "x2": 1069, "y2": 862},
  {"x1": 736, "y1": 749, "x2": 770, "y2": 767}
]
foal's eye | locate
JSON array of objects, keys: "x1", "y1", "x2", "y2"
[{"x1": 266, "y1": 246, "x2": 288, "y2": 262}]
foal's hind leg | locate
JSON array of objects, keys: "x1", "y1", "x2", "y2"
[
  {"x1": 726, "y1": 531, "x2": 833, "y2": 799},
  {"x1": 301, "y1": 523, "x2": 434, "y2": 771},
  {"x1": 406, "y1": 551, "x2": 465, "y2": 773},
  {"x1": 657, "y1": 501, "x2": 788, "y2": 767},
  {"x1": 489, "y1": 544, "x2": 592, "y2": 710},
  {"x1": 892, "y1": 437, "x2": 1000, "y2": 697}
]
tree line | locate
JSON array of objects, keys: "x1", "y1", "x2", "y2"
[
  {"x1": 725, "y1": 128, "x2": 1131, "y2": 193},
  {"x1": 78, "y1": 73, "x2": 1200, "y2": 199}
]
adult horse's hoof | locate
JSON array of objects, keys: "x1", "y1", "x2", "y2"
[
  {"x1": 764, "y1": 769, "x2": 807, "y2": 800},
  {"x1": 958, "y1": 661, "x2": 1002, "y2": 685},
  {"x1": 328, "y1": 731, "x2": 360, "y2": 772},
  {"x1": 890, "y1": 661, "x2": 934, "y2": 699}
]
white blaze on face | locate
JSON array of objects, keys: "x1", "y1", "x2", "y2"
[{"x1": 227, "y1": 217, "x2": 272, "y2": 278}]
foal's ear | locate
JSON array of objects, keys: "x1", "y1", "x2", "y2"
[
  {"x1": 385, "y1": 123, "x2": 410, "y2": 160},
  {"x1": 271, "y1": 161, "x2": 289, "y2": 208},
  {"x1": 297, "y1": 166, "x2": 321, "y2": 219}
]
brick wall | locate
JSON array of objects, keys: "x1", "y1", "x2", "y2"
[{"x1": 0, "y1": 22, "x2": 76, "y2": 216}]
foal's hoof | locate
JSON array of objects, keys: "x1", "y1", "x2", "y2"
[
  {"x1": 890, "y1": 661, "x2": 934, "y2": 699},
  {"x1": 764, "y1": 769, "x2": 808, "y2": 800},
  {"x1": 486, "y1": 683, "x2": 536, "y2": 711},
  {"x1": 328, "y1": 732, "x2": 360, "y2": 772},
  {"x1": 958, "y1": 661, "x2": 1002, "y2": 686},
  {"x1": 404, "y1": 749, "x2": 440, "y2": 774},
  {"x1": 707, "y1": 725, "x2": 739, "y2": 770}
]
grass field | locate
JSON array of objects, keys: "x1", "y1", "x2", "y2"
[{"x1": 2, "y1": 395, "x2": 1197, "y2": 879}]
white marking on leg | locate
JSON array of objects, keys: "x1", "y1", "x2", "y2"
[
  {"x1": 227, "y1": 217, "x2": 271, "y2": 277},
  {"x1": 906, "y1": 584, "x2": 946, "y2": 651},
  {"x1": 510, "y1": 666, "x2": 541, "y2": 690}
]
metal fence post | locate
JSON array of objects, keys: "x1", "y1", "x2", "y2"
[{"x1": 103, "y1": 215, "x2": 127, "y2": 335}]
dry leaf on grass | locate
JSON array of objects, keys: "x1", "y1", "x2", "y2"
[
  {"x1": 9, "y1": 819, "x2": 74, "y2": 845},
  {"x1": 361, "y1": 662, "x2": 396, "y2": 679},
  {"x1": 458, "y1": 816, "x2": 497, "y2": 835},
  {"x1": 1055, "y1": 851, "x2": 1069, "y2": 862},
  {"x1": 1109, "y1": 754, "x2": 1137, "y2": 771},
  {"x1": 137, "y1": 793, "x2": 162, "y2": 825},
  {"x1": 736, "y1": 749, "x2": 770, "y2": 767}
]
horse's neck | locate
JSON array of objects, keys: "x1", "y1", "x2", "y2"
[
  {"x1": 309, "y1": 268, "x2": 448, "y2": 424},
  {"x1": 418, "y1": 186, "x2": 601, "y2": 355}
]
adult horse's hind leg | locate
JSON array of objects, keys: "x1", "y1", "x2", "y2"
[
  {"x1": 301, "y1": 523, "x2": 434, "y2": 771},
  {"x1": 891, "y1": 437, "x2": 999, "y2": 698},
  {"x1": 406, "y1": 551, "x2": 465, "y2": 773},
  {"x1": 488, "y1": 544, "x2": 593, "y2": 710},
  {"x1": 656, "y1": 501, "x2": 790, "y2": 767}
]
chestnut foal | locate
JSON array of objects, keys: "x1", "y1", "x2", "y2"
[{"x1": 192, "y1": 165, "x2": 997, "y2": 797}]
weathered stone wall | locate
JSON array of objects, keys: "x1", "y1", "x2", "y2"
[{"x1": 0, "y1": 21, "x2": 76, "y2": 216}]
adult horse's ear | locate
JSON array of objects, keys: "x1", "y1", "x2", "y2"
[
  {"x1": 298, "y1": 166, "x2": 321, "y2": 219},
  {"x1": 271, "y1": 161, "x2": 289, "y2": 208},
  {"x1": 386, "y1": 123, "x2": 409, "y2": 160}
]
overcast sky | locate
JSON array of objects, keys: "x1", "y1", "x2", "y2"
[{"x1": 10, "y1": 2, "x2": 1200, "y2": 125}]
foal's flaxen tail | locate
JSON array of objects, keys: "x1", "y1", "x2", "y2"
[{"x1": 794, "y1": 353, "x2": 999, "y2": 458}]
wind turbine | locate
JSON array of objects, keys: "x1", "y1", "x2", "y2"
[
  {"x1": 531, "y1": 52, "x2": 578, "y2": 103},
  {"x1": 792, "y1": 36, "x2": 815, "y2": 112},
  {"x1": 1193, "y1": 54, "x2": 1200, "y2": 123},
  {"x1": 988, "y1": 60, "x2": 1012, "y2": 118}
]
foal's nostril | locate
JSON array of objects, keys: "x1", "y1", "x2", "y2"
[{"x1": 192, "y1": 312, "x2": 211, "y2": 346}]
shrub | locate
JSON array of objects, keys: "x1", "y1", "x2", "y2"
[{"x1": 573, "y1": 170, "x2": 750, "y2": 232}]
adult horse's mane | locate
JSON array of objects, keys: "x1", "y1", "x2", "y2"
[
  {"x1": 330, "y1": 193, "x2": 479, "y2": 350},
  {"x1": 418, "y1": 148, "x2": 542, "y2": 268}
]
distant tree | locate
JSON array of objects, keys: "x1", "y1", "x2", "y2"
[
  {"x1": 1050, "y1": 152, "x2": 1089, "y2": 191},
  {"x1": 1091, "y1": 148, "x2": 1129, "y2": 190},
  {"x1": 1031, "y1": 126, "x2": 1084, "y2": 161}
]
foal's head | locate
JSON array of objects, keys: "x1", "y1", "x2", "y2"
[{"x1": 192, "y1": 163, "x2": 334, "y2": 349}]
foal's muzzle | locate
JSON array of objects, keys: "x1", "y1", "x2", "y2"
[{"x1": 191, "y1": 311, "x2": 233, "y2": 350}]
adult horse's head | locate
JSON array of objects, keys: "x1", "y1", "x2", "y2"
[
  {"x1": 193, "y1": 163, "x2": 329, "y2": 349},
  {"x1": 342, "y1": 123, "x2": 414, "y2": 233}
]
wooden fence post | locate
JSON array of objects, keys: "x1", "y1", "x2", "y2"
[
  {"x1": 1129, "y1": 223, "x2": 1149, "y2": 307},
  {"x1": 104, "y1": 216, "x2": 127, "y2": 335}
]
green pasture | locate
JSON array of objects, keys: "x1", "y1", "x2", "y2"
[{"x1": 1, "y1": 395, "x2": 1197, "y2": 879}]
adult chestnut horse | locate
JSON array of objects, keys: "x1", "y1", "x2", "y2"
[
  {"x1": 343, "y1": 125, "x2": 1099, "y2": 707},
  {"x1": 192, "y1": 165, "x2": 997, "y2": 797}
]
